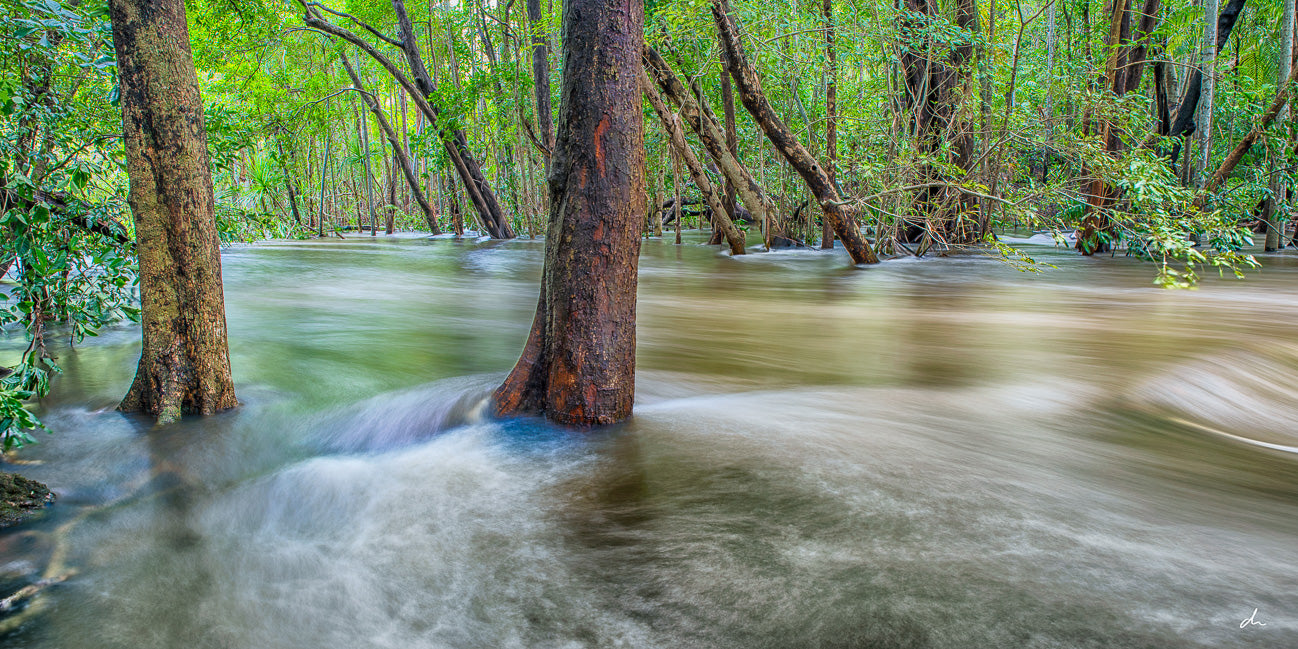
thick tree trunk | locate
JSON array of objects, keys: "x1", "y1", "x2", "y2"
[
  {"x1": 108, "y1": 0, "x2": 237, "y2": 424},
  {"x1": 492, "y1": 0, "x2": 644, "y2": 426},
  {"x1": 711, "y1": 0, "x2": 878, "y2": 264},
  {"x1": 897, "y1": 0, "x2": 979, "y2": 245},
  {"x1": 341, "y1": 52, "x2": 441, "y2": 234}
]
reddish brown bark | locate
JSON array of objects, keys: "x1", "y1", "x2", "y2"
[
  {"x1": 108, "y1": 0, "x2": 237, "y2": 424},
  {"x1": 493, "y1": 0, "x2": 644, "y2": 426},
  {"x1": 711, "y1": 0, "x2": 878, "y2": 264}
]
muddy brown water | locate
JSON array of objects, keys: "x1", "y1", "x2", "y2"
[{"x1": 2, "y1": 233, "x2": 1297, "y2": 648}]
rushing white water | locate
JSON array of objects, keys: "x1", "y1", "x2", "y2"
[{"x1": 3, "y1": 234, "x2": 1297, "y2": 648}]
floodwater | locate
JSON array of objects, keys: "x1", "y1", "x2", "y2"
[{"x1": 2, "y1": 233, "x2": 1297, "y2": 648}]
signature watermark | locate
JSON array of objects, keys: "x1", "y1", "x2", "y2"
[{"x1": 1240, "y1": 608, "x2": 1266, "y2": 629}]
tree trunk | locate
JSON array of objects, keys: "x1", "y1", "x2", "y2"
[
  {"x1": 1266, "y1": 0, "x2": 1295, "y2": 251},
  {"x1": 1161, "y1": 0, "x2": 1247, "y2": 161},
  {"x1": 357, "y1": 98, "x2": 378, "y2": 236},
  {"x1": 298, "y1": 0, "x2": 514, "y2": 238},
  {"x1": 672, "y1": 145, "x2": 682, "y2": 244},
  {"x1": 643, "y1": 47, "x2": 775, "y2": 245},
  {"x1": 527, "y1": 0, "x2": 554, "y2": 158},
  {"x1": 108, "y1": 0, "x2": 237, "y2": 424},
  {"x1": 493, "y1": 0, "x2": 644, "y2": 426},
  {"x1": 822, "y1": 0, "x2": 837, "y2": 249},
  {"x1": 1195, "y1": 0, "x2": 1222, "y2": 187},
  {"x1": 898, "y1": 0, "x2": 979, "y2": 245},
  {"x1": 1075, "y1": 0, "x2": 1161, "y2": 254},
  {"x1": 317, "y1": 129, "x2": 330, "y2": 237},
  {"x1": 341, "y1": 52, "x2": 441, "y2": 234},
  {"x1": 711, "y1": 0, "x2": 878, "y2": 264}
]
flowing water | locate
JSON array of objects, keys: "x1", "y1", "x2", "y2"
[{"x1": 3, "y1": 234, "x2": 1298, "y2": 648}]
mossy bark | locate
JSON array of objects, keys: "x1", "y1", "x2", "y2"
[
  {"x1": 493, "y1": 0, "x2": 644, "y2": 426},
  {"x1": 109, "y1": 0, "x2": 237, "y2": 424}
]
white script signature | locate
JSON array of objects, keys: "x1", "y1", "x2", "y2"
[{"x1": 1240, "y1": 608, "x2": 1266, "y2": 629}]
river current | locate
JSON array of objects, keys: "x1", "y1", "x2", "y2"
[{"x1": 2, "y1": 233, "x2": 1297, "y2": 648}]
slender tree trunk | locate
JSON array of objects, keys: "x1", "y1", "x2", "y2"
[
  {"x1": 493, "y1": 0, "x2": 644, "y2": 426},
  {"x1": 1266, "y1": 0, "x2": 1295, "y2": 250},
  {"x1": 644, "y1": 47, "x2": 775, "y2": 246},
  {"x1": 341, "y1": 52, "x2": 441, "y2": 234},
  {"x1": 711, "y1": 0, "x2": 878, "y2": 264},
  {"x1": 318, "y1": 128, "x2": 330, "y2": 237},
  {"x1": 108, "y1": 0, "x2": 237, "y2": 424},
  {"x1": 357, "y1": 99, "x2": 377, "y2": 236},
  {"x1": 527, "y1": 0, "x2": 554, "y2": 158},
  {"x1": 1043, "y1": 0, "x2": 1058, "y2": 183},
  {"x1": 822, "y1": 0, "x2": 837, "y2": 249},
  {"x1": 640, "y1": 73, "x2": 745, "y2": 254},
  {"x1": 1195, "y1": 0, "x2": 1221, "y2": 187}
]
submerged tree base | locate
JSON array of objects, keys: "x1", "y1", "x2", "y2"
[{"x1": 0, "y1": 472, "x2": 53, "y2": 528}]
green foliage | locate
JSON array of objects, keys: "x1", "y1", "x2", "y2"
[{"x1": 0, "y1": 353, "x2": 54, "y2": 451}]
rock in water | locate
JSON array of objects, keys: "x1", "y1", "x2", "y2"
[{"x1": 0, "y1": 473, "x2": 53, "y2": 528}]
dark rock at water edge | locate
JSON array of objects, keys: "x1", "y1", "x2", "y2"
[{"x1": 0, "y1": 472, "x2": 53, "y2": 528}]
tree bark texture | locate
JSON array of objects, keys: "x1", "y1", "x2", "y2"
[
  {"x1": 493, "y1": 0, "x2": 645, "y2": 426},
  {"x1": 711, "y1": 0, "x2": 878, "y2": 264},
  {"x1": 108, "y1": 0, "x2": 237, "y2": 423}
]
